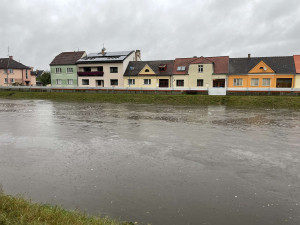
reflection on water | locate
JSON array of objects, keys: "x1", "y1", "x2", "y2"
[{"x1": 0, "y1": 99, "x2": 299, "y2": 225}]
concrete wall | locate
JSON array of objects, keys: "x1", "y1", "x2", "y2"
[{"x1": 51, "y1": 65, "x2": 78, "y2": 87}]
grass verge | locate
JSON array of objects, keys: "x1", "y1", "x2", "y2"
[
  {"x1": 0, "y1": 91, "x2": 300, "y2": 108},
  {"x1": 0, "y1": 192, "x2": 133, "y2": 225}
]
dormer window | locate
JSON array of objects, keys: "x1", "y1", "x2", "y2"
[
  {"x1": 145, "y1": 69, "x2": 150, "y2": 72},
  {"x1": 159, "y1": 64, "x2": 167, "y2": 71},
  {"x1": 129, "y1": 66, "x2": 135, "y2": 70},
  {"x1": 177, "y1": 66, "x2": 186, "y2": 71},
  {"x1": 198, "y1": 65, "x2": 204, "y2": 73}
]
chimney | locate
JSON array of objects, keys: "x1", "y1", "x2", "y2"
[
  {"x1": 135, "y1": 50, "x2": 141, "y2": 61},
  {"x1": 248, "y1": 54, "x2": 251, "y2": 59},
  {"x1": 101, "y1": 47, "x2": 106, "y2": 56},
  {"x1": 9, "y1": 56, "x2": 13, "y2": 60}
]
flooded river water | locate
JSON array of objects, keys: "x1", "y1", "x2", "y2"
[{"x1": 0, "y1": 99, "x2": 299, "y2": 225}]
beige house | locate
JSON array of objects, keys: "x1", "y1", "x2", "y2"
[
  {"x1": 172, "y1": 56, "x2": 229, "y2": 88},
  {"x1": 294, "y1": 55, "x2": 300, "y2": 88},
  {"x1": 0, "y1": 56, "x2": 36, "y2": 86},
  {"x1": 76, "y1": 49, "x2": 141, "y2": 88},
  {"x1": 124, "y1": 60, "x2": 174, "y2": 88}
]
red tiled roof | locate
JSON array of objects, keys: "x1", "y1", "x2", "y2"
[
  {"x1": 294, "y1": 55, "x2": 300, "y2": 74},
  {"x1": 173, "y1": 56, "x2": 229, "y2": 74},
  {"x1": 50, "y1": 51, "x2": 85, "y2": 66}
]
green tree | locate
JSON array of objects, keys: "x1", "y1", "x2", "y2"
[{"x1": 38, "y1": 72, "x2": 51, "y2": 86}]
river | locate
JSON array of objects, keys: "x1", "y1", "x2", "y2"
[{"x1": 0, "y1": 99, "x2": 299, "y2": 225}]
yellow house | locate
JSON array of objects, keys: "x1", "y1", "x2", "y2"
[
  {"x1": 124, "y1": 60, "x2": 174, "y2": 88},
  {"x1": 172, "y1": 56, "x2": 229, "y2": 88},
  {"x1": 228, "y1": 56, "x2": 295, "y2": 88},
  {"x1": 294, "y1": 55, "x2": 300, "y2": 88}
]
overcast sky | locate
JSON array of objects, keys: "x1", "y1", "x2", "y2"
[{"x1": 1, "y1": 0, "x2": 300, "y2": 70}]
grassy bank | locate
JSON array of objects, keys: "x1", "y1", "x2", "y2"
[
  {"x1": 0, "y1": 192, "x2": 132, "y2": 225},
  {"x1": 0, "y1": 91, "x2": 300, "y2": 108}
]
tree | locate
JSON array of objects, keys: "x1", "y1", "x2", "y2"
[{"x1": 38, "y1": 72, "x2": 51, "y2": 86}]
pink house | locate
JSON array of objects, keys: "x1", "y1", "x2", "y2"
[{"x1": 0, "y1": 56, "x2": 36, "y2": 86}]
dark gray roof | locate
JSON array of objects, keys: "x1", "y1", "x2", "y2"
[
  {"x1": 31, "y1": 70, "x2": 44, "y2": 77},
  {"x1": 0, "y1": 58, "x2": 30, "y2": 69},
  {"x1": 229, "y1": 56, "x2": 296, "y2": 74},
  {"x1": 124, "y1": 60, "x2": 174, "y2": 76},
  {"x1": 77, "y1": 51, "x2": 134, "y2": 64}
]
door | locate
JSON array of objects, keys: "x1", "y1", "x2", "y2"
[
  {"x1": 159, "y1": 79, "x2": 169, "y2": 88},
  {"x1": 213, "y1": 79, "x2": 225, "y2": 88}
]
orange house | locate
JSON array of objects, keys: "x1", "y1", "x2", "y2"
[{"x1": 228, "y1": 56, "x2": 295, "y2": 88}]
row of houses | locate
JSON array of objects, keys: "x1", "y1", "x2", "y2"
[{"x1": 50, "y1": 49, "x2": 300, "y2": 89}]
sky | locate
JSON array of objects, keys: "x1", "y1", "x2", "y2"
[{"x1": 1, "y1": 0, "x2": 300, "y2": 70}]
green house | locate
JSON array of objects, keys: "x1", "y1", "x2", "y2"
[{"x1": 50, "y1": 51, "x2": 86, "y2": 87}]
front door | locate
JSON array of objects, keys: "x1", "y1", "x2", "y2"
[
  {"x1": 159, "y1": 79, "x2": 169, "y2": 88},
  {"x1": 213, "y1": 79, "x2": 225, "y2": 88},
  {"x1": 96, "y1": 80, "x2": 104, "y2": 87}
]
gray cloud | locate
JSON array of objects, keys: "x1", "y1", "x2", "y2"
[{"x1": 1, "y1": 0, "x2": 300, "y2": 70}]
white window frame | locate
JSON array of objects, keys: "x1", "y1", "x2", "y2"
[
  {"x1": 128, "y1": 79, "x2": 135, "y2": 85},
  {"x1": 67, "y1": 79, "x2": 73, "y2": 85},
  {"x1": 8, "y1": 69, "x2": 13, "y2": 73},
  {"x1": 56, "y1": 68, "x2": 62, "y2": 74},
  {"x1": 144, "y1": 79, "x2": 151, "y2": 85},
  {"x1": 233, "y1": 78, "x2": 243, "y2": 86},
  {"x1": 262, "y1": 78, "x2": 271, "y2": 86},
  {"x1": 198, "y1": 65, "x2": 204, "y2": 73},
  {"x1": 4, "y1": 78, "x2": 8, "y2": 84},
  {"x1": 10, "y1": 78, "x2": 15, "y2": 83},
  {"x1": 66, "y1": 68, "x2": 73, "y2": 73},
  {"x1": 82, "y1": 79, "x2": 89, "y2": 85},
  {"x1": 56, "y1": 79, "x2": 62, "y2": 85},
  {"x1": 110, "y1": 67, "x2": 118, "y2": 73},
  {"x1": 177, "y1": 66, "x2": 186, "y2": 71},
  {"x1": 251, "y1": 78, "x2": 259, "y2": 87}
]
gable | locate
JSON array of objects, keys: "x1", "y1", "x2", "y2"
[
  {"x1": 138, "y1": 64, "x2": 156, "y2": 75},
  {"x1": 248, "y1": 61, "x2": 275, "y2": 74}
]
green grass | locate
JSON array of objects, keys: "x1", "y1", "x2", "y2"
[
  {"x1": 0, "y1": 192, "x2": 133, "y2": 225},
  {"x1": 0, "y1": 91, "x2": 299, "y2": 108}
]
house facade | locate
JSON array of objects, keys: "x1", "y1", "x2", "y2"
[
  {"x1": 50, "y1": 51, "x2": 86, "y2": 87},
  {"x1": 228, "y1": 56, "x2": 295, "y2": 88},
  {"x1": 0, "y1": 56, "x2": 35, "y2": 86},
  {"x1": 293, "y1": 55, "x2": 300, "y2": 88},
  {"x1": 172, "y1": 56, "x2": 229, "y2": 88},
  {"x1": 124, "y1": 60, "x2": 174, "y2": 88},
  {"x1": 76, "y1": 49, "x2": 140, "y2": 88}
]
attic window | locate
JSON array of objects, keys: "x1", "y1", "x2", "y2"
[
  {"x1": 159, "y1": 64, "x2": 167, "y2": 71},
  {"x1": 129, "y1": 66, "x2": 135, "y2": 70},
  {"x1": 177, "y1": 66, "x2": 186, "y2": 71},
  {"x1": 259, "y1": 67, "x2": 264, "y2": 69},
  {"x1": 145, "y1": 69, "x2": 150, "y2": 72}
]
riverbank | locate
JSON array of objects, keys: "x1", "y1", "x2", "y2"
[
  {"x1": 0, "y1": 192, "x2": 132, "y2": 225},
  {"x1": 0, "y1": 91, "x2": 300, "y2": 108}
]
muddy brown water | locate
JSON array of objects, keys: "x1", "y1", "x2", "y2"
[{"x1": 0, "y1": 99, "x2": 299, "y2": 225}]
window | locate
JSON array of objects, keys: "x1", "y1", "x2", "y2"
[
  {"x1": 197, "y1": 79, "x2": 204, "y2": 87},
  {"x1": 110, "y1": 67, "x2": 118, "y2": 73},
  {"x1": 177, "y1": 66, "x2": 186, "y2": 71},
  {"x1": 8, "y1": 69, "x2": 13, "y2": 73},
  {"x1": 129, "y1": 66, "x2": 135, "y2": 70},
  {"x1": 82, "y1": 79, "x2": 89, "y2": 85},
  {"x1": 176, "y1": 80, "x2": 184, "y2": 87},
  {"x1": 67, "y1": 79, "x2": 73, "y2": 85},
  {"x1": 26, "y1": 70, "x2": 28, "y2": 79},
  {"x1": 10, "y1": 78, "x2": 15, "y2": 83},
  {"x1": 233, "y1": 78, "x2": 243, "y2": 86},
  {"x1": 4, "y1": 78, "x2": 8, "y2": 84},
  {"x1": 110, "y1": 79, "x2": 118, "y2": 86},
  {"x1": 262, "y1": 78, "x2": 271, "y2": 86},
  {"x1": 159, "y1": 65, "x2": 167, "y2": 71},
  {"x1": 144, "y1": 79, "x2": 151, "y2": 85},
  {"x1": 198, "y1": 65, "x2": 204, "y2": 73},
  {"x1": 251, "y1": 78, "x2": 259, "y2": 86},
  {"x1": 55, "y1": 68, "x2": 62, "y2": 74},
  {"x1": 4, "y1": 69, "x2": 7, "y2": 74},
  {"x1": 83, "y1": 67, "x2": 91, "y2": 72},
  {"x1": 145, "y1": 69, "x2": 150, "y2": 72},
  {"x1": 56, "y1": 79, "x2": 62, "y2": 85},
  {"x1": 128, "y1": 79, "x2": 135, "y2": 85},
  {"x1": 66, "y1": 68, "x2": 73, "y2": 73},
  {"x1": 97, "y1": 66, "x2": 103, "y2": 72}
]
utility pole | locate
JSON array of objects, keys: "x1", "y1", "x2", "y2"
[{"x1": 7, "y1": 46, "x2": 10, "y2": 87}]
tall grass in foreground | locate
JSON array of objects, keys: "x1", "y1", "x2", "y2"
[{"x1": 0, "y1": 192, "x2": 133, "y2": 225}]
